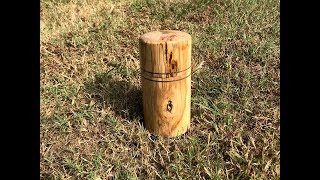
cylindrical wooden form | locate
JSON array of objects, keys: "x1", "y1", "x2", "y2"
[{"x1": 139, "y1": 30, "x2": 191, "y2": 137}]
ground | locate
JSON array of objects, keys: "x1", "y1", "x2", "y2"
[{"x1": 40, "y1": 0, "x2": 280, "y2": 179}]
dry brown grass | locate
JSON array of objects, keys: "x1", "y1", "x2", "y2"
[{"x1": 40, "y1": 0, "x2": 280, "y2": 179}]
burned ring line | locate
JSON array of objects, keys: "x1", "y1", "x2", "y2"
[
  {"x1": 141, "y1": 73, "x2": 191, "y2": 82},
  {"x1": 141, "y1": 66, "x2": 191, "y2": 75}
]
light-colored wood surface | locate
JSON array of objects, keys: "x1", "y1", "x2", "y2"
[{"x1": 139, "y1": 30, "x2": 191, "y2": 137}]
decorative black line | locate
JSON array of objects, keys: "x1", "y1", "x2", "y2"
[
  {"x1": 141, "y1": 66, "x2": 192, "y2": 75},
  {"x1": 141, "y1": 73, "x2": 191, "y2": 82}
]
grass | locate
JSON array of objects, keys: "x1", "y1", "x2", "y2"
[{"x1": 40, "y1": 0, "x2": 280, "y2": 179}]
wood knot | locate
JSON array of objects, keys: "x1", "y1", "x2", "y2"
[{"x1": 167, "y1": 100, "x2": 173, "y2": 112}]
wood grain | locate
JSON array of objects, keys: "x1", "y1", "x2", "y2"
[{"x1": 139, "y1": 30, "x2": 191, "y2": 137}]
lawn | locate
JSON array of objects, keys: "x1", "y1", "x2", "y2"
[{"x1": 40, "y1": 0, "x2": 280, "y2": 179}]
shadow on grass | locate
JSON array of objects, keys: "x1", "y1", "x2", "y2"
[
  {"x1": 84, "y1": 71, "x2": 143, "y2": 124},
  {"x1": 84, "y1": 65, "x2": 224, "y2": 127}
]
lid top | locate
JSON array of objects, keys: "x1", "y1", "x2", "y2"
[{"x1": 140, "y1": 30, "x2": 191, "y2": 44}]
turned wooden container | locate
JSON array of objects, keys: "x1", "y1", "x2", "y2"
[{"x1": 139, "y1": 30, "x2": 191, "y2": 137}]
